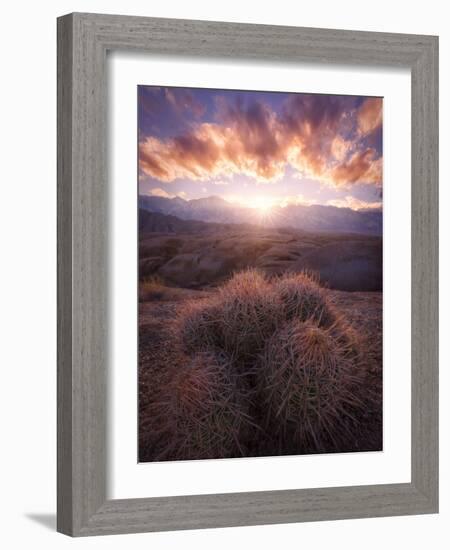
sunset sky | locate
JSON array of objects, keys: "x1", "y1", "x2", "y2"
[{"x1": 138, "y1": 86, "x2": 382, "y2": 211}]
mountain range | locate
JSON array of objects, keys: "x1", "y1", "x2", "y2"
[{"x1": 139, "y1": 194, "x2": 382, "y2": 235}]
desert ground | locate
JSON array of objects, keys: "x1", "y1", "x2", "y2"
[
  {"x1": 138, "y1": 211, "x2": 382, "y2": 462},
  {"x1": 139, "y1": 209, "x2": 382, "y2": 292}
]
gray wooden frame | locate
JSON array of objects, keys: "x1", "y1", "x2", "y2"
[{"x1": 57, "y1": 12, "x2": 438, "y2": 537}]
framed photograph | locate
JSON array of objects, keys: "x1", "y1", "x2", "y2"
[{"x1": 57, "y1": 13, "x2": 438, "y2": 536}]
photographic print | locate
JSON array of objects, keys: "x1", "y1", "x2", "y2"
[{"x1": 138, "y1": 86, "x2": 383, "y2": 462}]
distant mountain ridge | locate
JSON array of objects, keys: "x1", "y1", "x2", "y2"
[
  {"x1": 139, "y1": 209, "x2": 252, "y2": 234},
  {"x1": 139, "y1": 194, "x2": 382, "y2": 235}
]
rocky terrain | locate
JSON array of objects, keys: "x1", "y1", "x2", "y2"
[{"x1": 139, "y1": 209, "x2": 382, "y2": 291}]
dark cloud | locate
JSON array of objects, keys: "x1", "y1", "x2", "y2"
[{"x1": 164, "y1": 88, "x2": 206, "y2": 118}]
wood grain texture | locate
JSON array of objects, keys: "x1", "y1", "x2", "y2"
[
  {"x1": 57, "y1": 13, "x2": 74, "y2": 535},
  {"x1": 57, "y1": 12, "x2": 439, "y2": 536},
  {"x1": 410, "y1": 36, "x2": 439, "y2": 507}
]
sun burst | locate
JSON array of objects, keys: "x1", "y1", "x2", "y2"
[{"x1": 253, "y1": 196, "x2": 275, "y2": 213}]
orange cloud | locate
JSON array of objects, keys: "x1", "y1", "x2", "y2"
[
  {"x1": 139, "y1": 103, "x2": 287, "y2": 183},
  {"x1": 357, "y1": 97, "x2": 382, "y2": 135},
  {"x1": 281, "y1": 94, "x2": 354, "y2": 181},
  {"x1": 327, "y1": 195, "x2": 382, "y2": 211},
  {"x1": 139, "y1": 95, "x2": 382, "y2": 188},
  {"x1": 146, "y1": 187, "x2": 187, "y2": 199},
  {"x1": 327, "y1": 149, "x2": 382, "y2": 187},
  {"x1": 331, "y1": 135, "x2": 352, "y2": 161}
]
